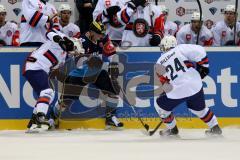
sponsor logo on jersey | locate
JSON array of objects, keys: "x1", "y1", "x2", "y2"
[
  {"x1": 8, "y1": 0, "x2": 17, "y2": 5},
  {"x1": 13, "y1": 8, "x2": 21, "y2": 16},
  {"x1": 209, "y1": 7, "x2": 217, "y2": 15},
  {"x1": 176, "y1": 7, "x2": 185, "y2": 17},
  {"x1": 7, "y1": 30, "x2": 12, "y2": 37}
]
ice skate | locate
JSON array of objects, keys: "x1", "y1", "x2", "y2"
[
  {"x1": 159, "y1": 126, "x2": 179, "y2": 138},
  {"x1": 105, "y1": 115, "x2": 124, "y2": 130},
  {"x1": 26, "y1": 112, "x2": 50, "y2": 133},
  {"x1": 205, "y1": 125, "x2": 222, "y2": 136}
]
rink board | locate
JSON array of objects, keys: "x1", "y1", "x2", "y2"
[{"x1": 0, "y1": 47, "x2": 240, "y2": 130}]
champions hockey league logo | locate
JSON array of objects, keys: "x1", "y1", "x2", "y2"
[
  {"x1": 13, "y1": 8, "x2": 21, "y2": 16},
  {"x1": 209, "y1": 7, "x2": 217, "y2": 15},
  {"x1": 8, "y1": 0, "x2": 17, "y2": 5}
]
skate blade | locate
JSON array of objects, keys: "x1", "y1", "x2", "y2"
[
  {"x1": 26, "y1": 124, "x2": 49, "y2": 134},
  {"x1": 105, "y1": 125, "x2": 124, "y2": 131},
  {"x1": 160, "y1": 134, "x2": 181, "y2": 139}
]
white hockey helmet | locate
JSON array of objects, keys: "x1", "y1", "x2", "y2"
[
  {"x1": 224, "y1": 5, "x2": 235, "y2": 13},
  {"x1": 191, "y1": 12, "x2": 204, "y2": 21},
  {"x1": 160, "y1": 35, "x2": 177, "y2": 52},
  {"x1": 0, "y1": 4, "x2": 6, "y2": 13},
  {"x1": 160, "y1": 5, "x2": 169, "y2": 13},
  {"x1": 58, "y1": 4, "x2": 72, "y2": 12}
]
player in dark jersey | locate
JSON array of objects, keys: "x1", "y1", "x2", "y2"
[{"x1": 51, "y1": 21, "x2": 124, "y2": 129}]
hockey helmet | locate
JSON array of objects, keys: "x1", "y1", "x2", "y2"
[
  {"x1": 224, "y1": 5, "x2": 235, "y2": 13},
  {"x1": 0, "y1": 5, "x2": 6, "y2": 13},
  {"x1": 89, "y1": 21, "x2": 106, "y2": 35},
  {"x1": 58, "y1": 4, "x2": 72, "y2": 12},
  {"x1": 160, "y1": 5, "x2": 169, "y2": 14},
  {"x1": 191, "y1": 12, "x2": 204, "y2": 21},
  {"x1": 160, "y1": 35, "x2": 177, "y2": 52}
]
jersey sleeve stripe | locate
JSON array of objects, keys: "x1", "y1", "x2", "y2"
[
  {"x1": 43, "y1": 50, "x2": 58, "y2": 67},
  {"x1": 29, "y1": 11, "x2": 44, "y2": 27},
  {"x1": 121, "y1": 9, "x2": 130, "y2": 24},
  {"x1": 197, "y1": 57, "x2": 209, "y2": 65}
]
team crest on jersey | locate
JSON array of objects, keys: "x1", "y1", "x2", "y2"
[
  {"x1": 186, "y1": 34, "x2": 191, "y2": 41},
  {"x1": 8, "y1": 0, "x2": 17, "y2": 5},
  {"x1": 68, "y1": 31, "x2": 73, "y2": 37},
  {"x1": 7, "y1": 30, "x2": 12, "y2": 37},
  {"x1": 222, "y1": 31, "x2": 226, "y2": 37},
  {"x1": 133, "y1": 19, "x2": 149, "y2": 37}
]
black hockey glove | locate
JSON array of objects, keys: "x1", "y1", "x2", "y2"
[
  {"x1": 196, "y1": 64, "x2": 209, "y2": 79},
  {"x1": 105, "y1": 6, "x2": 121, "y2": 19},
  {"x1": 128, "y1": 0, "x2": 147, "y2": 10},
  {"x1": 149, "y1": 34, "x2": 161, "y2": 46},
  {"x1": 53, "y1": 35, "x2": 74, "y2": 52}
]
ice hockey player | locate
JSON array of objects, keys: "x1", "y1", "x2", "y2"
[
  {"x1": 211, "y1": 4, "x2": 240, "y2": 46},
  {"x1": 155, "y1": 35, "x2": 222, "y2": 137},
  {"x1": 20, "y1": 0, "x2": 60, "y2": 47},
  {"x1": 176, "y1": 12, "x2": 213, "y2": 46},
  {"x1": 161, "y1": 5, "x2": 178, "y2": 37},
  {"x1": 104, "y1": 0, "x2": 164, "y2": 46},
  {"x1": 93, "y1": 0, "x2": 127, "y2": 45},
  {"x1": 52, "y1": 21, "x2": 124, "y2": 129},
  {"x1": 22, "y1": 29, "x2": 84, "y2": 133},
  {"x1": 58, "y1": 4, "x2": 81, "y2": 38},
  {"x1": 0, "y1": 4, "x2": 19, "y2": 46}
]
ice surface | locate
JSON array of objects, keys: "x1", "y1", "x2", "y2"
[{"x1": 0, "y1": 128, "x2": 239, "y2": 160}]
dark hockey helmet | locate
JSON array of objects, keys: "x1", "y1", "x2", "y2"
[{"x1": 89, "y1": 21, "x2": 106, "y2": 35}]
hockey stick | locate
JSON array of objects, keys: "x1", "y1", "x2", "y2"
[
  {"x1": 233, "y1": 0, "x2": 239, "y2": 45},
  {"x1": 196, "y1": 0, "x2": 202, "y2": 45},
  {"x1": 149, "y1": 120, "x2": 163, "y2": 136},
  {"x1": 118, "y1": 86, "x2": 150, "y2": 132}
]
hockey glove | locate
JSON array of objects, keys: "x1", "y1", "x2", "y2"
[
  {"x1": 104, "y1": 6, "x2": 121, "y2": 20},
  {"x1": 196, "y1": 64, "x2": 209, "y2": 79},
  {"x1": 149, "y1": 34, "x2": 161, "y2": 46},
  {"x1": 53, "y1": 35, "x2": 74, "y2": 52}
]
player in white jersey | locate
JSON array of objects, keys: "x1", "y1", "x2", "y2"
[
  {"x1": 23, "y1": 29, "x2": 84, "y2": 133},
  {"x1": 176, "y1": 12, "x2": 213, "y2": 46},
  {"x1": 20, "y1": 0, "x2": 60, "y2": 46},
  {"x1": 0, "y1": 5, "x2": 19, "y2": 46},
  {"x1": 93, "y1": 0, "x2": 126, "y2": 44},
  {"x1": 104, "y1": 0, "x2": 164, "y2": 46},
  {"x1": 58, "y1": 4, "x2": 81, "y2": 38},
  {"x1": 161, "y1": 5, "x2": 178, "y2": 37},
  {"x1": 211, "y1": 5, "x2": 240, "y2": 46},
  {"x1": 155, "y1": 36, "x2": 222, "y2": 137}
]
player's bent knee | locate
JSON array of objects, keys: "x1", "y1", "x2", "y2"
[{"x1": 40, "y1": 88, "x2": 55, "y2": 104}]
